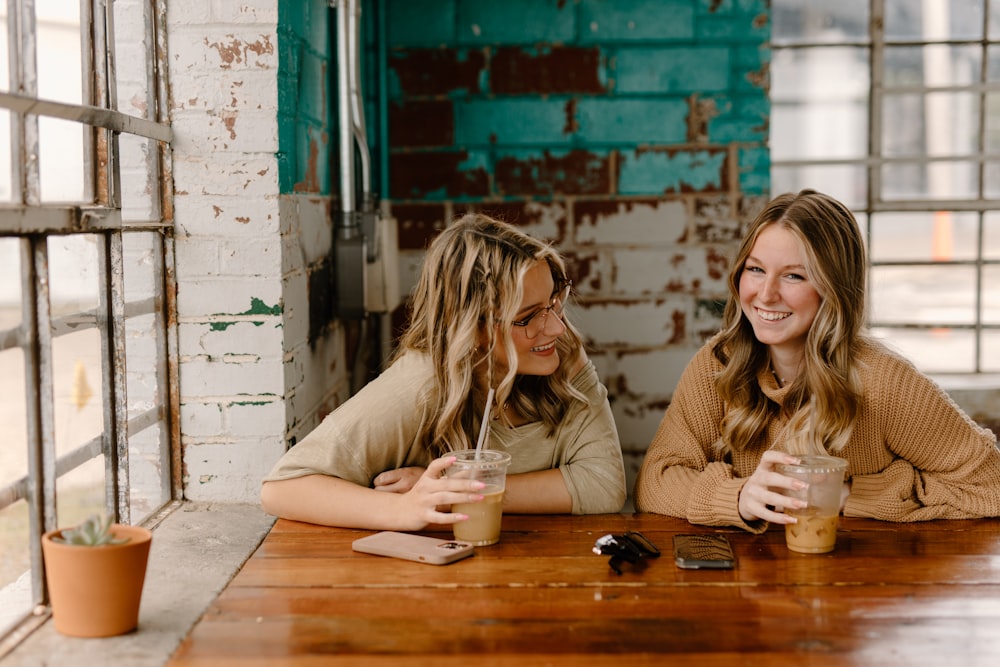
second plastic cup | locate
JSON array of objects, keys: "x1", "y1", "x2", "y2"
[
  {"x1": 445, "y1": 449, "x2": 511, "y2": 546},
  {"x1": 776, "y1": 455, "x2": 848, "y2": 554}
]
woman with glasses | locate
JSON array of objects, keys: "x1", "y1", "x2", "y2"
[{"x1": 261, "y1": 213, "x2": 627, "y2": 530}]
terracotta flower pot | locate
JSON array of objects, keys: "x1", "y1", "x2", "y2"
[{"x1": 41, "y1": 524, "x2": 153, "y2": 637}]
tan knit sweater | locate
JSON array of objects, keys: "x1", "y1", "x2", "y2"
[{"x1": 634, "y1": 336, "x2": 1000, "y2": 532}]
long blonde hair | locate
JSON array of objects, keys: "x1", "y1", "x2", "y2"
[
  {"x1": 394, "y1": 213, "x2": 586, "y2": 457},
  {"x1": 713, "y1": 189, "x2": 868, "y2": 455}
]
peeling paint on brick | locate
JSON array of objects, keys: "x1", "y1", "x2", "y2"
[
  {"x1": 390, "y1": 100, "x2": 455, "y2": 147},
  {"x1": 495, "y1": 150, "x2": 610, "y2": 196},
  {"x1": 390, "y1": 48, "x2": 486, "y2": 96},
  {"x1": 390, "y1": 151, "x2": 489, "y2": 199},
  {"x1": 293, "y1": 136, "x2": 321, "y2": 193},
  {"x1": 490, "y1": 46, "x2": 605, "y2": 95},
  {"x1": 746, "y1": 60, "x2": 769, "y2": 90},
  {"x1": 563, "y1": 99, "x2": 578, "y2": 135},
  {"x1": 241, "y1": 297, "x2": 282, "y2": 316},
  {"x1": 390, "y1": 203, "x2": 448, "y2": 249},
  {"x1": 686, "y1": 94, "x2": 719, "y2": 143},
  {"x1": 205, "y1": 34, "x2": 274, "y2": 69}
]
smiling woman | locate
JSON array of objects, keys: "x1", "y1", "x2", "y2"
[
  {"x1": 260, "y1": 213, "x2": 627, "y2": 531},
  {"x1": 635, "y1": 189, "x2": 1000, "y2": 532}
]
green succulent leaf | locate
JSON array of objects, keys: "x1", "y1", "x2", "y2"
[{"x1": 51, "y1": 514, "x2": 131, "y2": 546}]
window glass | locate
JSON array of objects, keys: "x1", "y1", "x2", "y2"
[
  {"x1": 870, "y1": 211, "x2": 979, "y2": 262},
  {"x1": 870, "y1": 265, "x2": 978, "y2": 326},
  {"x1": 38, "y1": 117, "x2": 86, "y2": 203},
  {"x1": 885, "y1": 0, "x2": 984, "y2": 42},
  {"x1": 982, "y1": 265, "x2": 1000, "y2": 324},
  {"x1": 880, "y1": 161, "x2": 979, "y2": 201},
  {"x1": 985, "y1": 162, "x2": 1000, "y2": 198},
  {"x1": 771, "y1": 47, "x2": 869, "y2": 160},
  {"x1": 772, "y1": 0, "x2": 869, "y2": 44},
  {"x1": 881, "y1": 92, "x2": 979, "y2": 158},
  {"x1": 985, "y1": 93, "x2": 1000, "y2": 153},
  {"x1": 986, "y1": 45, "x2": 1000, "y2": 82},
  {"x1": 985, "y1": 211, "x2": 1000, "y2": 259},
  {"x1": 884, "y1": 45, "x2": 981, "y2": 89},
  {"x1": 872, "y1": 327, "x2": 976, "y2": 373},
  {"x1": 982, "y1": 330, "x2": 1000, "y2": 372},
  {"x1": 770, "y1": 164, "x2": 868, "y2": 210},
  {"x1": 35, "y1": 0, "x2": 83, "y2": 104}
]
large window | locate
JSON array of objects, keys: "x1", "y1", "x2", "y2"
[
  {"x1": 771, "y1": 0, "x2": 1000, "y2": 373},
  {"x1": 0, "y1": 0, "x2": 175, "y2": 646}
]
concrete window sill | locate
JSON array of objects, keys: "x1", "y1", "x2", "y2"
[{"x1": 3, "y1": 501, "x2": 275, "y2": 667}]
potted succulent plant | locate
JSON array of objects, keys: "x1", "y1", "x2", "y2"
[{"x1": 41, "y1": 514, "x2": 153, "y2": 637}]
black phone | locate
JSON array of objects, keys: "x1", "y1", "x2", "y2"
[{"x1": 672, "y1": 534, "x2": 735, "y2": 570}]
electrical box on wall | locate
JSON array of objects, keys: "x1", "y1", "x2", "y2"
[{"x1": 364, "y1": 211, "x2": 400, "y2": 313}]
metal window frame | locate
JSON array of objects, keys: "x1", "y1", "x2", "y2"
[
  {"x1": 0, "y1": 0, "x2": 176, "y2": 647},
  {"x1": 770, "y1": 0, "x2": 1000, "y2": 373}
]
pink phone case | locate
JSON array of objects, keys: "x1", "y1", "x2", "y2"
[{"x1": 351, "y1": 531, "x2": 475, "y2": 565}]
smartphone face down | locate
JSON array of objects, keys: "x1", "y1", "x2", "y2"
[
  {"x1": 672, "y1": 534, "x2": 735, "y2": 570},
  {"x1": 352, "y1": 531, "x2": 475, "y2": 565}
]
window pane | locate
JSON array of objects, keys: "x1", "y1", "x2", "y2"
[
  {"x1": 985, "y1": 93, "x2": 1000, "y2": 152},
  {"x1": 882, "y1": 92, "x2": 979, "y2": 158},
  {"x1": 872, "y1": 327, "x2": 976, "y2": 373},
  {"x1": 871, "y1": 265, "x2": 977, "y2": 325},
  {"x1": 0, "y1": 109, "x2": 11, "y2": 204},
  {"x1": 885, "y1": 0, "x2": 985, "y2": 42},
  {"x1": 36, "y1": 0, "x2": 83, "y2": 105},
  {"x1": 986, "y1": 162, "x2": 1000, "y2": 198},
  {"x1": 983, "y1": 265, "x2": 1000, "y2": 324},
  {"x1": 771, "y1": 47, "x2": 869, "y2": 160},
  {"x1": 881, "y1": 160, "x2": 978, "y2": 200},
  {"x1": 983, "y1": 330, "x2": 1000, "y2": 372},
  {"x1": 884, "y1": 45, "x2": 981, "y2": 89},
  {"x1": 985, "y1": 211, "x2": 1000, "y2": 260},
  {"x1": 770, "y1": 164, "x2": 868, "y2": 209},
  {"x1": 772, "y1": 0, "x2": 869, "y2": 44},
  {"x1": 870, "y1": 211, "x2": 979, "y2": 262},
  {"x1": 38, "y1": 117, "x2": 86, "y2": 203},
  {"x1": 988, "y1": 46, "x2": 1000, "y2": 82}
]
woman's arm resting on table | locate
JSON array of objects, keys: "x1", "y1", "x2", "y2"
[
  {"x1": 260, "y1": 457, "x2": 488, "y2": 531},
  {"x1": 502, "y1": 468, "x2": 573, "y2": 514}
]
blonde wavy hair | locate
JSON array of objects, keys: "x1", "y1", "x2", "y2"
[
  {"x1": 713, "y1": 189, "x2": 869, "y2": 455},
  {"x1": 394, "y1": 213, "x2": 586, "y2": 457}
]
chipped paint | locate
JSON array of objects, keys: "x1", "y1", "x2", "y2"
[
  {"x1": 686, "y1": 94, "x2": 719, "y2": 143},
  {"x1": 205, "y1": 34, "x2": 275, "y2": 69},
  {"x1": 495, "y1": 150, "x2": 610, "y2": 196},
  {"x1": 490, "y1": 46, "x2": 605, "y2": 95},
  {"x1": 389, "y1": 48, "x2": 486, "y2": 96}
]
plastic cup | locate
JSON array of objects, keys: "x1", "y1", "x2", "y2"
[
  {"x1": 776, "y1": 455, "x2": 848, "y2": 554},
  {"x1": 445, "y1": 449, "x2": 511, "y2": 546}
]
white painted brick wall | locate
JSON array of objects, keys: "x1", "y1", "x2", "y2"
[
  {"x1": 167, "y1": 1, "x2": 348, "y2": 504},
  {"x1": 575, "y1": 199, "x2": 687, "y2": 245}
]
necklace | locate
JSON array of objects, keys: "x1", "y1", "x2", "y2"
[{"x1": 770, "y1": 367, "x2": 786, "y2": 388}]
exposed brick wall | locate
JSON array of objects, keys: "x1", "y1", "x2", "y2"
[
  {"x1": 167, "y1": 0, "x2": 346, "y2": 503},
  {"x1": 380, "y1": 0, "x2": 771, "y2": 495}
]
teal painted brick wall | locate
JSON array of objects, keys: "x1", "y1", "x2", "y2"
[
  {"x1": 277, "y1": 0, "x2": 332, "y2": 195},
  {"x1": 374, "y1": 0, "x2": 772, "y2": 485},
  {"x1": 381, "y1": 0, "x2": 769, "y2": 203}
]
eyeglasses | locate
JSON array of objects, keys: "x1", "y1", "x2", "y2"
[
  {"x1": 511, "y1": 281, "x2": 572, "y2": 340},
  {"x1": 593, "y1": 531, "x2": 660, "y2": 575}
]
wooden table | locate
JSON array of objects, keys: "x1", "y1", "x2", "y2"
[{"x1": 166, "y1": 514, "x2": 1000, "y2": 666}]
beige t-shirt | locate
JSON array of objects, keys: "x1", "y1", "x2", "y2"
[{"x1": 264, "y1": 351, "x2": 627, "y2": 514}]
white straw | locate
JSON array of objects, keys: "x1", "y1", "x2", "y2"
[{"x1": 474, "y1": 387, "x2": 495, "y2": 458}]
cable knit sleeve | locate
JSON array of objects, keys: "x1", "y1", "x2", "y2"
[
  {"x1": 843, "y1": 344, "x2": 1000, "y2": 521},
  {"x1": 634, "y1": 341, "x2": 765, "y2": 533}
]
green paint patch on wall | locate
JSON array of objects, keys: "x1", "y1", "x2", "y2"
[{"x1": 242, "y1": 297, "x2": 283, "y2": 316}]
